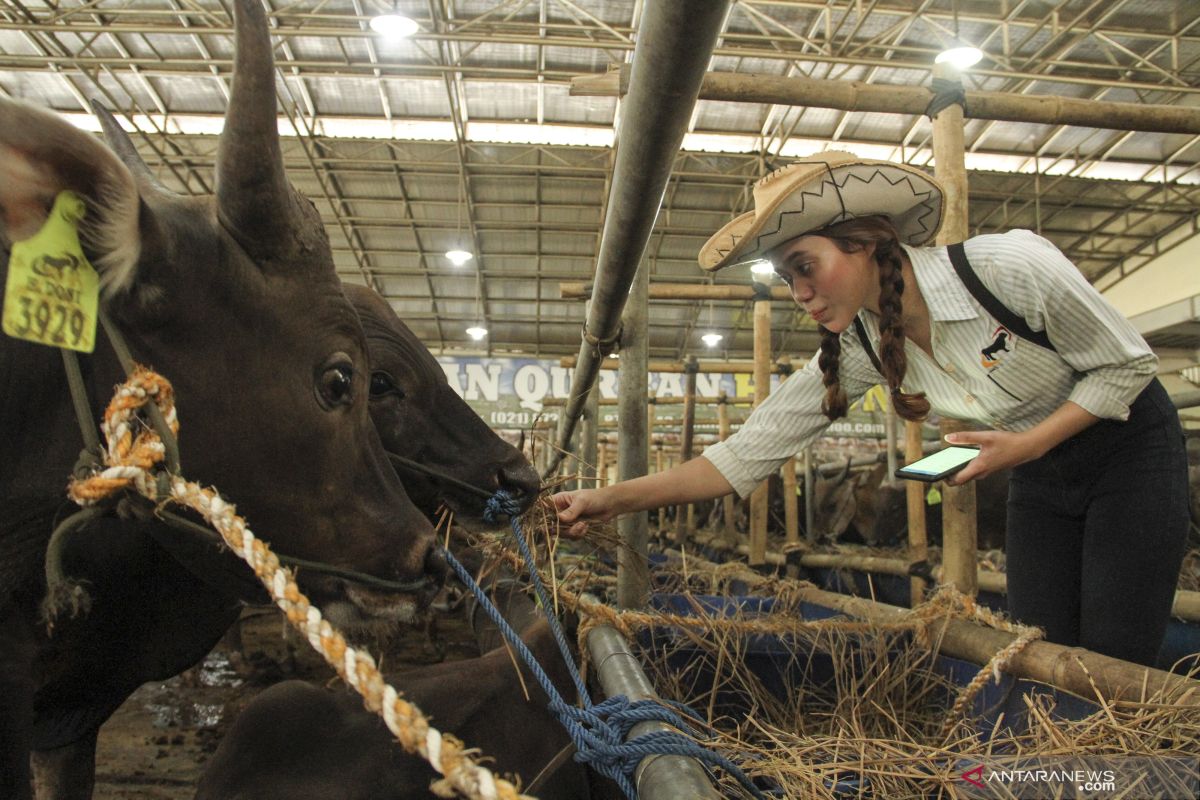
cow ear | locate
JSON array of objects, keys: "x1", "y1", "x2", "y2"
[{"x1": 0, "y1": 98, "x2": 143, "y2": 297}]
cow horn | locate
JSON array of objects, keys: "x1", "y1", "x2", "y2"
[
  {"x1": 215, "y1": 0, "x2": 303, "y2": 261},
  {"x1": 90, "y1": 101, "x2": 173, "y2": 197}
]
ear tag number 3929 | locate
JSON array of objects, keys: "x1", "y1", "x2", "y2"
[{"x1": 3, "y1": 190, "x2": 101, "y2": 353}]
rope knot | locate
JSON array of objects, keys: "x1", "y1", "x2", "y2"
[
  {"x1": 483, "y1": 489, "x2": 521, "y2": 524},
  {"x1": 67, "y1": 366, "x2": 178, "y2": 506}
]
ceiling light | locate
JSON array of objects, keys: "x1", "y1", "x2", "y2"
[
  {"x1": 445, "y1": 249, "x2": 473, "y2": 266},
  {"x1": 465, "y1": 325, "x2": 488, "y2": 340},
  {"x1": 934, "y1": 46, "x2": 982, "y2": 70},
  {"x1": 369, "y1": 13, "x2": 419, "y2": 39},
  {"x1": 749, "y1": 259, "x2": 775, "y2": 276},
  {"x1": 701, "y1": 332, "x2": 723, "y2": 347}
]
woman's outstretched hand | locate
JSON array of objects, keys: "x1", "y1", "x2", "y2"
[{"x1": 550, "y1": 488, "x2": 617, "y2": 538}]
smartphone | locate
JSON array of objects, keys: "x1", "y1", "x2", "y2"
[{"x1": 894, "y1": 445, "x2": 980, "y2": 482}]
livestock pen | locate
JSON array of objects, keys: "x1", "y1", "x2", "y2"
[{"x1": 7, "y1": 1, "x2": 1200, "y2": 798}]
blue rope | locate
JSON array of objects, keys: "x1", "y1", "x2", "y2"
[{"x1": 459, "y1": 490, "x2": 768, "y2": 799}]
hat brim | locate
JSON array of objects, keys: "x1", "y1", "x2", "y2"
[{"x1": 697, "y1": 160, "x2": 944, "y2": 273}]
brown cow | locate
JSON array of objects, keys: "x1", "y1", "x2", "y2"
[
  {"x1": 1, "y1": 3, "x2": 443, "y2": 797},
  {"x1": 25, "y1": 282, "x2": 542, "y2": 798}
]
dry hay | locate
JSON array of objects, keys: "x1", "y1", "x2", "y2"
[{"x1": 466, "y1": 518, "x2": 1200, "y2": 799}]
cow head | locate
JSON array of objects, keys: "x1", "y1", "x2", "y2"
[
  {"x1": 343, "y1": 284, "x2": 541, "y2": 524},
  {"x1": 0, "y1": 0, "x2": 442, "y2": 628}
]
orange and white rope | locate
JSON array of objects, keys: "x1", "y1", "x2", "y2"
[{"x1": 69, "y1": 366, "x2": 533, "y2": 800}]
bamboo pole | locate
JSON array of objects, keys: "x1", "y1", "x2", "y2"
[
  {"x1": 906, "y1": 420, "x2": 929, "y2": 607},
  {"x1": 597, "y1": 441, "x2": 609, "y2": 488},
  {"x1": 559, "y1": 355, "x2": 793, "y2": 374},
  {"x1": 571, "y1": 68, "x2": 1200, "y2": 135},
  {"x1": 931, "y1": 61, "x2": 977, "y2": 597},
  {"x1": 749, "y1": 295, "x2": 772, "y2": 565},
  {"x1": 674, "y1": 356, "x2": 698, "y2": 545},
  {"x1": 542, "y1": 395, "x2": 754, "y2": 406},
  {"x1": 560, "y1": 281, "x2": 793, "y2": 301},
  {"x1": 673, "y1": 545, "x2": 1200, "y2": 705},
  {"x1": 778, "y1": 358, "x2": 799, "y2": 546},
  {"x1": 717, "y1": 391, "x2": 737, "y2": 544},
  {"x1": 616, "y1": 260, "x2": 650, "y2": 610}
]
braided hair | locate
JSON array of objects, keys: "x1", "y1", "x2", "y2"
[{"x1": 815, "y1": 216, "x2": 930, "y2": 423}]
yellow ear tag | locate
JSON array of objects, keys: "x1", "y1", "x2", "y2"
[
  {"x1": 926, "y1": 485, "x2": 942, "y2": 506},
  {"x1": 2, "y1": 190, "x2": 100, "y2": 353}
]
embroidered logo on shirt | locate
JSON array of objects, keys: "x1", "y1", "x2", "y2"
[{"x1": 980, "y1": 325, "x2": 1013, "y2": 368}]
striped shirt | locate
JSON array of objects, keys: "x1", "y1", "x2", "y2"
[{"x1": 703, "y1": 229, "x2": 1158, "y2": 498}]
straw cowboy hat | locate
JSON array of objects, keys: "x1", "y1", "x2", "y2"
[{"x1": 698, "y1": 151, "x2": 945, "y2": 272}]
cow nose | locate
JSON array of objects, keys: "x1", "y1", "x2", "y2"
[
  {"x1": 498, "y1": 464, "x2": 541, "y2": 512},
  {"x1": 423, "y1": 542, "x2": 449, "y2": 588}
]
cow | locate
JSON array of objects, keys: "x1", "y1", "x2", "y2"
[
  {"x1": 0, "y1": 2, "x2": 469, "y2": 796},
  {"x1": 796, "y1": 459, "x2": 1008, "y2": 550},
  {"x1": 195, "y1": 575, "x2": 614, "y2": 800},
  {"x1": 345, "y1": 283, "x2": 539, "y2": 519},
  {"x1": 27, "y1": 278, "x2": 544, "y2": 799}
]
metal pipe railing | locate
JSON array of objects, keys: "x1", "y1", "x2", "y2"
[
  {"x1": 581, "y1": 594, "x2": 722, "y2": 799},
  {"x1": 543, "y1": 0, "x2": 731, "y2": 479}
]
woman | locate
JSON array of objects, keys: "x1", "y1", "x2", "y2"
[{"x1": 552, "y1": 151, "x2": 1189, "y2": 667}]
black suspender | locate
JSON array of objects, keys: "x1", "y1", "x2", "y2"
[
  {"x1": 851, "y1": 241, "x2": 1057, "y2": 376},
  {"x1": 946, "y1": 242, "x2": 1055, "y2": 351}
]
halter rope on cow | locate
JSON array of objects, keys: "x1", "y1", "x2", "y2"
[
  {"x1": 63, "y1": 366, "x2": 533, "y2": 800},
  {"x1": 450, "y1": 492, "x2": 770, "y2": 800},
  {"x1": 45, "y1": 311, "x2": 433, "y2": 599}
]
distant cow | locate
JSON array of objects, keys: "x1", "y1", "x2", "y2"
[
  {"x1": 196, "y1": 578, "x2": 615, "y2": 800},
  {"x1": 798, "y1": 459, "x2": 1008, "y2": 550}
]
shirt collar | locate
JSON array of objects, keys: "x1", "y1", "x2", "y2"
[{"x1": 901, "y1": 242, "x2": 978, "y2": 322}]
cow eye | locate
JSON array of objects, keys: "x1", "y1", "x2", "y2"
[
  {"x1": 369, "y1": 371, "x2": 405, "y2": 400},
  {"x1": 317, "y1": 360, "x2": 355, "y2": 409}
]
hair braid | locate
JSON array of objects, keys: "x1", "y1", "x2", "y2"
[
  {"x1": 874, "y1": 239, "x2": 930, "y2": 422},
  {"x1": 818, "y1": 325, "x2": 848, "y2": 421}
]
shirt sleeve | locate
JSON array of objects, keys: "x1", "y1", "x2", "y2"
[
  {"x1": 702, "y1": 330, "x2": 881, "y2": 498},
  {"x1": 966, "y1": 229, "x2": 1157, "y2": 421}
]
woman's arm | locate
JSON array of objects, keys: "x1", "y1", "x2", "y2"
[{"x1": 551, "y1": 456, "x2": 735, "y2": 537}]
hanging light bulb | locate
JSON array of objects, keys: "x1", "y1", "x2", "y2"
[
  {"x1": 445, "y1": 249, "x2": 473, "y2": 266},
  {"x1": 749, "y1": 259, "x2": 775, "y2": 276},
  {"x1": 465, "y1": 325, "x2": 488, "y2": 340},
  {"x1": 935, "y1": 45, "x2": 982, "y2": 69},
  {"x1": 700, "y1": 297, "x2": 722, "y2": 348},
  {"x1": 369, "y1": 7, "x2": 418, "y2": 39}
]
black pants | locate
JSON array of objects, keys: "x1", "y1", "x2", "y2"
[{"x1": 1006, "y1": 378, "x2": 1189, "y2": 667}]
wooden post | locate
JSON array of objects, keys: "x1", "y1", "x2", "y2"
[
  {"x1": 931, "y1": 61, "x2": 978, "y2": 597},
  {"x1": 803, "y1": 447, "x2": 816, "y2": 542},
  {"x1": 749, "y1": 289, "x2": 772, "y2": 565},
  {"x1": 777, "y1": 356, "x2": 799, "y2": 545},
  {"x1": 616, "y1": 261, "x2": 650, "y2": 609},
  {"x1": 717, "y1": 391, "x2": 737, "y2": 543},
  {"x1": 674, "y1": 355, "x2": 698, "y2": 544},
  {"x1": 581, "y1": 380, "x2": 600, "y2": 489},
  {"x1": 906, "y1": 421, "x2": 928, "y2": 606},
  {"x1": 597, "y1": 441, "x2": 609, "y2": 488}
]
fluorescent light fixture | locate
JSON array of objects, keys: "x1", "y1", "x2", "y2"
[
  {"x1": 465, "y1": 326, "x2": 488, "y2": 340},
  {"x1": 445, "y1": 249, "x2": 473, "y2": 266},
  {"x1": 369, "y1": 13, "x2": 419, "y2": 38},
  {"x1": 701, "y1": 332, "x2": 724, "y2": 347},
  {"x1": 749, "y1": 259, "x2": 775, "y2": 276},
  {"x1": 935, "y1": 46, "x2": 982, "y2": 69}
]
